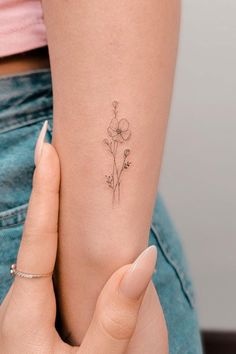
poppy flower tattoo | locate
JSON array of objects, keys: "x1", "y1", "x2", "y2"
[{"x1": 103, "y1": 101, "x2": 132, "y2": 205}]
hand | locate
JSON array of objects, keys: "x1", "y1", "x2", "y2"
[{"x1": 0, "y1": 124, "x2": 158, "y2": 354}]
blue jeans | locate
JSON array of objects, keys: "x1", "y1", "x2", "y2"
[{"x1": 0, "y1": 69, "x2": 202, "y2": 354}]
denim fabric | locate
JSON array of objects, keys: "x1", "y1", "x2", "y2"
[{"x1": 0, "y1": 69, "x2": 202, "y2": 354}]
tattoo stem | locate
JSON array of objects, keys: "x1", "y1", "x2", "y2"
[{"x1": 104, "y1": 101, "x2": 131, "y2": 205}]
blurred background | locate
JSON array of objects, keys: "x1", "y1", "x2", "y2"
[{"x1": 160, "y1": 0, "x2": 236, "y2": 336}]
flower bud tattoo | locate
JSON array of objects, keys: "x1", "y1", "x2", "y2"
[{"x1": 103, "y1": 101, "x2": 131, "y2": 205}]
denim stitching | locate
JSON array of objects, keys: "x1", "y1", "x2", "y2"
[
  {"x1": 0, "y1": 113, "x2": 53, "y2": 134},
  {"x1": 0, "y1": 221, "x2": 25, "y2": 230},
  {"x1": 1, "y1": 101, "x2": 52, "y2": 115},
  {"x1": 151, "y1": 223, "x2": 195, "y2": 308},
  {"x1": 0, "y1": 203, "x2": 28, "y2": 220},
  {"x1": 0, "y1": 204, "x2": 28, "y2": 230},
  {"x1": 0, "y1": 116, "x2": 53, "y2": 228},
  {"x1": 156, "y1": 221, "x2": 195, "y2": 304}
]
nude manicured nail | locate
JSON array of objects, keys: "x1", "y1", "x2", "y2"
[
  {"x1": 119, "y1": 246, "x2": 157, "y2": 300},
  {"x1": 34, "y1": 120, "x2": 48, "y2": 166}
]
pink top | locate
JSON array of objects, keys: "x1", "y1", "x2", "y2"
[{"x1": 0, "y1": 0, "x2": 47, "y2": 57}]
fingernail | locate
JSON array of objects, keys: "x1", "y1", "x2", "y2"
[
  {"x1": 119, "y1": 246, "x2": 157, "y2": 300},
  {"x1": 34, "y1": 120, "x2": 48, "y2": 166}
]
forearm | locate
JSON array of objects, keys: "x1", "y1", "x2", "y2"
[{"x1": 42, "y1": 0, "x2": 180, "y2": 343}]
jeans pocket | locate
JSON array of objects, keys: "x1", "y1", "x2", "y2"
[{"x1": 0, "y1": 116, "x2": 53, "y2": 213}]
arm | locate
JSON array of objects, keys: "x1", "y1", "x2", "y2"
[
  {"x1": 0, "y1": 136, "x2": 159, "y2": 354},
  {"x1": 42, "y1": 0, "x2": 180, "y2": 345}
]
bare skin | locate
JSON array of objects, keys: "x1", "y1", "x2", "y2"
[
  {"x1": 0, "y1": 136, "x2": 167, "y2": 354},
  {"x1": 0, "y1": 47, "x2": 50, "y2": 76},
  {"x1": 0, "y1": 0, "x2": 179, "y2": 354},
  {"x1": 41, "y1": 0, "x2": 181, "y2": 351}
]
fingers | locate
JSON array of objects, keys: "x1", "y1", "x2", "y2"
[
  {"x1": 78, "y1": 246, "x2": 157, "y2": 354},
  {"x1": 12, "y1": 121, "x2": 60, "y2": 296}
]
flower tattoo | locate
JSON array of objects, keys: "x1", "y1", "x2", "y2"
[
  {"x1": 107, "y1": 117, "x2": 131, "y2": 143},
  {"x1": 103, "y1": 101, "x2": 132, "y2": 205}
]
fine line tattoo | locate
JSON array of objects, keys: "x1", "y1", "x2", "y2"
[{"x1": 103, "y1": 101, "x2": 132, "y2": 205}]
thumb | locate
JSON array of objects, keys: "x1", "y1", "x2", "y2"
[{"x1": 78, "y1": 246, "x2": 157, "y2": 354}]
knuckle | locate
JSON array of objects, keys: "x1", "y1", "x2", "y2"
[
  {"x1": 99, "y1": 305, "x2": 137, "y2": 340},
  {"x1": 23, "y1": 228, "x2": 57, "y2": 242},
  {"x1": 33, "y1": 167, "x2": 59, "y2": 195},
  {"x1": 22, "y1": 207, "x2": 58, "y2": 239},
  {"x1": 1, "y1": 313, "x2": 14, "y2": 341}
]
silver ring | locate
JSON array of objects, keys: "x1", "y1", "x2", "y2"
[{"x1": 10, "y1": 264, "x2": 53, "y2": 279}]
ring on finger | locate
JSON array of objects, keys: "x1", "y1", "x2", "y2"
[{"x1": 10, "y1": 264, "x2": 53, "y2": 279}]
